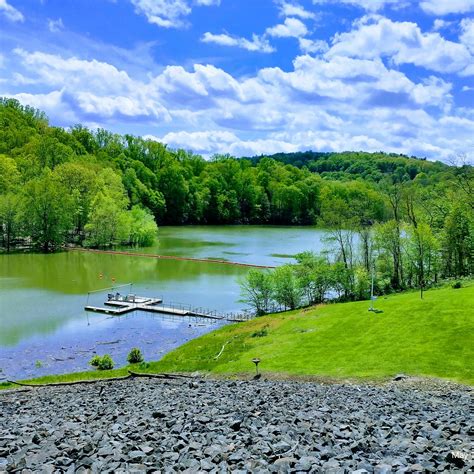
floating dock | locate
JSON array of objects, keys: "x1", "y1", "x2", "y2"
[{"x1": 85, "y1": 294, "x2": 248, "y2": 322}]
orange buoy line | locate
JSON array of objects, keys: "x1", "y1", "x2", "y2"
[{"x1": 68, "y1": 247, "x2": 276, "y2": 269}]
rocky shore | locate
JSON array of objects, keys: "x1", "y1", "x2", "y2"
[{"x1": 1, "y1": 377, "x2": 472, "y2": 472}]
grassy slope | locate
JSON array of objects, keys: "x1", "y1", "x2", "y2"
[
  {"x1": 149, "y1": 284, "x2": 474, "y2": 384},
  {"x1": 1, "y1": 283, "x2": 472, "y2": 390}
]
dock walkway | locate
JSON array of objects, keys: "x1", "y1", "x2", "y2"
[{"x1": 85, "y1": 295, "x2": 250, "y2": 322}]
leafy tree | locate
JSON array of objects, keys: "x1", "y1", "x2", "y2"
[
  {"x1": 0, "y1": 154, "x2": 20, "y2": 194},
  {"x1": 239, "y1": 269, "x2": 274, "y2": 315},
  {"x1": 442, "y1": 204, "x2": 473, "y2": 277},
  {"x1": 127, "y1": 206, "x2": 158, "y2": 247},
  {"x1": 373, "y1": 220, "x2": 406, "y2": 291},
  {"x1": 20, "y1": 170, "x2": 73, "y2": 251},
  {"x1": 84, "y1": 191, "x2": 128, "y2": 248},
  {"x1": 272, "y1": 265, "x2": 302, "y2": 310},
  {"x1": 405, "y1": 223, "x2": 440, "y2": 298},
  {"x1": 294, "y1": 252, "x2": 333, "y2": 304},
  {"x1": 54, "y1": 162, "x2": 98, "y2": 239},
  {"x1": 0, "y1": 193, "x2": 21, "y2": 252}
]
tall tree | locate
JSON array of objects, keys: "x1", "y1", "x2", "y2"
[{"x1": 20, "y1": 170, "x2": 73, "y2": 251}]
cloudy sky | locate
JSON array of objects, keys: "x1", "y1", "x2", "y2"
[{"x1": 1, "y1": 0, "x2": 473, "y2": 160}]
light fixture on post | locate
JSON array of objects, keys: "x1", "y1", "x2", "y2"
[{"x1": 252, "y1": 357, "x2": 261, "y2": 376}]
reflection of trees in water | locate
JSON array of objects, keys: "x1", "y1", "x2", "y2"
[
  {"x1": 0, "y1": 252, "x2": 248, "y2": 294},
  {"x1": 0, "y1": 311, "x2": 66, "y2": 346}
]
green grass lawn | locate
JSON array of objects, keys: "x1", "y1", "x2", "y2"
[
  {"x1": 1, "y1": 283, "x2": 472, "y2": 390},
  {"x1": 149, "y1": 283, "x2": 474, "y2": 384}
]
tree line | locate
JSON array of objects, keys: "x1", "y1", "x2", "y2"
[
  {"x1": 241, "y1": 169, "x2": 473, "y2": 309},
  {"x1": 0, "y1": 97, "x2": 473, "y2": 295}
]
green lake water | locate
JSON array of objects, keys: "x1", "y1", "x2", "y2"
[{"x1": 0, "y1": 226, "x2": 330, "y2": 379}]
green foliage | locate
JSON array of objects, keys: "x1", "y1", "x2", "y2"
[
  {"x1": 3, "y1": 283, "x2": 472, "y2": 390},
  {"x1": 251, "y1": 328, "x2": 268, "y2": 338},
  {"x1": 452, "y1": 281, "x2": 462, "y2": 289},
  {"x1": 20, "y1": 170, "x2": 74, "y2": 251},
  {"x1": 0, "y1": 97, "x2": 472, "y2": 291},
  {"x1": 239, "y1": 269, "x2": 274, "y2": 315},
  {"x1": 89, "y1": 354, "x2": 114, "y2": 370},
  {"x1": 35, "y1": 360, "x2": 42, "y2": 368},
  {"x1": 127, "y1": 206, "x2": 158, "y2": 247},
  {"x1": 127, "y1": 347, "x2": 144, "y2": 364},
  {"x1": 272, "y1": 265, "x2": 303, "y2": 310},
  {"x1": 0, "y1": 193, "x2": 21, "y2": 252},
  {"x1": 152, "y1": 283, "x2": 474, "y2": 385},
  {"x1": 89, "y1": 355, "x2": 101, "y2": 367}
]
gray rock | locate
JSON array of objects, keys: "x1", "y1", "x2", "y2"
[{"x1": 0, "y1": 377, "x2": 471, "y2": 472}]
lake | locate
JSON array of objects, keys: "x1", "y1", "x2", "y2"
[{"x1": 0, "y1": 226, "x2": 331, "y2": 380}]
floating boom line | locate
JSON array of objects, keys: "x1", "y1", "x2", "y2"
[
  {"x1": 87, "y1": 283, "x2": 133, "y2": 295},
  {"x1": 70, "y1": 248, "x2": 276, "y2": 269}
]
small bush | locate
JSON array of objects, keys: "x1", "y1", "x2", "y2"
[
  {"x1": 97, "y1": 354, "x2": 114, "y2": 370},
  {"x1": 251, "y1": 328, "x2": 268, "y2": 338},
  {"x1": 35, "y1": 360, "x2": 42, "y2": 368},
  {"x1": 89, "y1": 355, "x2": 101, "y2": 367},
  {"x1": 127, "y1": 347, "x2": 144, "y2": 364},
  {"x1": 139, "y1": 361, "x2": 150, "y2": 370},
  {"x1": 452, "y1": 281, "x2": 462, "y2": 289},
  {"x1": 89, "y1": 354, "x2": 114, "y2": 370}
]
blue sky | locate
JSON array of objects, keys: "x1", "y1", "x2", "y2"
[{"x1": 1, "y1": 0, "x2": 473, "y2": 160}]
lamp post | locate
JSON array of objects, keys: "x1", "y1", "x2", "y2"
[
  {"x1": 369, "y1": 263, "x2": 375, "y2": 312},
  {"x1": 369, "y1": 256, "x2": 378, "y2": 312},
  {"x1": 252, "y1": 358, "x2": 261, "y2": 376}
]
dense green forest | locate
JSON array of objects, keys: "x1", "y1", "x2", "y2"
[{"x1": 0, "y1": 98, "x2": 473, "y2": 296}]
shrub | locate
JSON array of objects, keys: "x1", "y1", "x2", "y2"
[
  {"x1": 89, "y1": 355, "x2": 101, "y2": 367},
  {"x1": 89, "y1": 354, "x2": 114, "y2": 370},
  {"x1": 97, "y1": 354, "x2": 114, "y2": 370},
  {"x1": 452, "y1": 281, "x2": 462, "y2": 289},
  {"x1": 127, "y1": 347, "x2": 144, "y2": 364}
]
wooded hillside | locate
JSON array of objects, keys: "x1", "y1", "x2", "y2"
[{"x1": 0, "y1": 98, "x2": 472, "y2": 291}]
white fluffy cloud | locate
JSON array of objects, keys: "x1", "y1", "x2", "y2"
[
  {"x1": 4, "y1": 1, "x2": 474, "y2": 163},
  {"x1": 201, "y1": 32, "x2": 275, "y2": 53},
  {"x1": 266, "y1": 17, "x2": 309, "y2": 38},
  {"x1": 277, "y1": 1, "x2": 316, "y2": 20},
  {"x1": 299, "y1": 38, "x2": 328, "y2": 53},
  {"x1": 312, "y1": 0, "x2": 403, "y2": 12},
  {"x1": 420, "y1": 0, "x2": 474, "y2": 15},
  {"x1": 130, "y1": 0, "x2": 219, "y2": 28},
  {"x1": 10, "y1": 49, "x2": 170, "y2": 122},
  {"x1": 460, "y1": 18, "x2": 474, "y2": 54},
  {"x1": 152, "y1": 130, "x2": 299, "y2": 156},
  {"x1": 195, "y1": 0, "x2": 220, "y2": 5},
  {"x1": 328, "y1": 16, "x2": 473, "y2": 74},
  {"x1": 0, "y1": 0, "x2": 23, "y2": 22}
]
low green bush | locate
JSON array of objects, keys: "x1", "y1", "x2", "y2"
[
  {"x1": 89, "y1": 355, "x2": 101, "y2": 367},
  {"x1": 452, "y1": 281, "x2": 462, "y2": 289},
  {"x1": 127, "y1": 347, "x2": 144, "y2": 364},
  {"x1": 89, "y1": 354, "x2": 114, "y2": 370}
]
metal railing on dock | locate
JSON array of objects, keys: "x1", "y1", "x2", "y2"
[{"x1": 85, "y1": 293, "x2": 256, "y2": 323}]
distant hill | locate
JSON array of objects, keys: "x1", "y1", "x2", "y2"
[{"x1": 246, "y1": 150, "x2": 449, "y2": 182}]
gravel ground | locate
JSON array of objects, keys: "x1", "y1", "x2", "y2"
[{"x1": 0, "y1": 377, "x2": 473, "y2": 473}]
